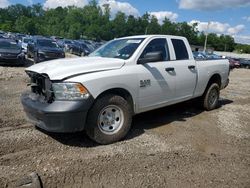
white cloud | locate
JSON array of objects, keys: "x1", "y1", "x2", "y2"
[
  {"x1": 179, "y1": 0, "x2": 250, "y2": 10},
  {"x1": 0, "y1": 0, "x2": 10, "y2": 8},
  {"x1": 43, "y1": 0, "x2": 139, "y2": 16},
  {"x1": 243, "y1": 16, "x2": 250, "y2": 22},
  {"x1": 27, "y1": 0, "x2": 34, "y2": 5},
  {"x1": 149, "y1": 11, "x2": 178, "y2": 24},
  {"x1": 189, "y1": 20, "x2": 245, "y2": 35},
  {"x1": 99, "y1": 0, "x2": 139, "y2": 17},
  {"x1": 44, "y1": 0, "x2": 89, "y2": 9},
  {"x1": 227, "y1": 25, "x2": 245, "y2": 35},
  {"x1": 234, "y1": 35, "x2": 250, "y2": 45}
]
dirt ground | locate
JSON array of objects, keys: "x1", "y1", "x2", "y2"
[{"x1": 0, "y1": 63, "x2": 249, "y2": 188}]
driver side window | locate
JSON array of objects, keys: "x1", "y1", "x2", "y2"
[{"x1": 139, "y1": 38, "x2": 169, "y2": 61}]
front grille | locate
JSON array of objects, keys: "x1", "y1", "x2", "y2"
[
  {"x1": 46, "y1": 52, "x2": 60, "y2": 58},
  {"x1": 1, "y1": 53, "x2": 18, "y2": 59},
  {"x1": 26, "y1": 71, "x2": 54, "y2": 103}
]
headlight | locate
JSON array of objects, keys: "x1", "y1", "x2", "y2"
[
  {"x1": 18, "y1": 52, "x2": 25, "y2": 57},
  {"x1": 52, "y1": 82, "x2": 90, "y2": 100}
]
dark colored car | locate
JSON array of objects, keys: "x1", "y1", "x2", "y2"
[
  {"x1": 229, "y1": 58, "x2": 240, "y2": 69},
  {"x1": 193, "y1": 51, "x2": 207, "y2": 60},
  {"x1": 0, "y1": 39, "x2": 25, "y2": 65},
  {"x1": 27, "y1": 38, "x2": 65, "y2": 63},
  {"x1": 57, "y1": 39, "x2": 77, "y2": 52},
  {"x1": 69, "y1": 41, "x2": 91, "y2": 56},
  {"x1": 240, "y1": 59, "x2": 250, "y2": 69}
]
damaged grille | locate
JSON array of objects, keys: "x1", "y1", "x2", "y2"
[{"x1": 26, "y1": 71, "x2": 54, "y2": 103}]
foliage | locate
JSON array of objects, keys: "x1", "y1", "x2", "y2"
[
  {"x1": 0, "y1": 2, "x2": 239, "y2": 51},
  {"x1": 235, "y1": 44, "x2": 250, "y2": 54}
]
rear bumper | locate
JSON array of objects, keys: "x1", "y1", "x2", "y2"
[{"x1": 21, "y1": 92, "x2": 94, "y2": 133}]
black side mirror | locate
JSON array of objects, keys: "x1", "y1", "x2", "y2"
[{"x1": 138, "y1": 51, "x2": 163, "y2": 64}]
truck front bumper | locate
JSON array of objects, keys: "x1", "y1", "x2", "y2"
[{"x1": 21, "y1": 92, "x2": 94, "y2": 133}]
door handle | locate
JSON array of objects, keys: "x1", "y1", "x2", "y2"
[
  {"x1": 188, "y1": 65, "x2": 195, "y2": 69},
  {"x1": 165, "y1": 67, "x2": 175, "y2": 72}
]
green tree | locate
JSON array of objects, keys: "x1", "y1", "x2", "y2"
[{"x1": 147, "y1": 15, "x2": 161, "y2": 34}]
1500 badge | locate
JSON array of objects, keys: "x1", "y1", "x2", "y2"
[{"x1": 140, "y1": 79, "x2": 151, "y2": 88}]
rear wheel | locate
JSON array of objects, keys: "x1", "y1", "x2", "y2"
[
  {"x1": 86, "y1": 94, "x2": 132, "y2": 144},
  {"x1": 202, "y1": 83, "x2": 220, "y2": 111}
]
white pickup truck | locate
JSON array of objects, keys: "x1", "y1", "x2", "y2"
[{"x1": 21, "y1": 35, "x2": 229, "y2": 144}]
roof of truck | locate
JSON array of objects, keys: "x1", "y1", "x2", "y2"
[{"x1": 119, "y1": 35, "x2": 186, "y2": 40}]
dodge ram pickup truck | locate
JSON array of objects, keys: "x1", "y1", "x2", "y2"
[{"x1": 21, "y1": 35, "x2": 230, "y2": 144}]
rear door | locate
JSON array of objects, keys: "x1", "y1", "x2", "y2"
[{"x1": 169, "y1": 38, "x2": 197, "y2": 100}]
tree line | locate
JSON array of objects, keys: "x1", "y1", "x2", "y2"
[{"x1": 0, "y1": 0, "x2": 247, "y2": 52}]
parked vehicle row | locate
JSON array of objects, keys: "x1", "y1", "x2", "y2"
[
  {"x1": 0, "y1": 31, "x2": 104, "y2": 65},
  {"x1": 192, "y1": 51, "x2": 250, "y2": 69}
]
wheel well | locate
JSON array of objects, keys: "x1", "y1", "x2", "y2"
[
  {"x1": 96, "y1": 88, "x2": 135, "y2": 114},
  {"x1": 206, "y1": 74, "x2": 221, "y2": 90}
]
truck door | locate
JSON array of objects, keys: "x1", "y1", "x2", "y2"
[
  {"x1": 170, "y1": 38, "x2": 197, "y2": 100},
  {"x1": 137, "y1": 38, "x2": 176, "y2": 112}
]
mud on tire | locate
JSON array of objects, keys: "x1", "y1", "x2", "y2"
[{"x1": 86, "y1": 94, "x2": 133, "y2": 144}]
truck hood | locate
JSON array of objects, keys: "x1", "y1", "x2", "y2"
[{"x1": 26, "y1": 57, "x2": 125, "y2": 80}]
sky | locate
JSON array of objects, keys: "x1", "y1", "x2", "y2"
[{"x1": 1, "y1": 0, "x2": 250, "y2": 44}]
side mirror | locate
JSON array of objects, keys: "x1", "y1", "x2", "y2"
[{"x1": 138, "y1": 51, "x2": 163, "y2": 64}]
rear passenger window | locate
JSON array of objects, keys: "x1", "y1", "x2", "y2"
[{"x1": 171, "y1": 39, "x2": 189, "y2": 60}]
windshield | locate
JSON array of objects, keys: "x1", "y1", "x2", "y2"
[
  {"x1": 89, "y1": 38, "x2": 144, "y2": 60},
  {"x1": 0, "y1": 40, "x2": 20, "y2": 50},
  {"x1": 64, "y1": 40, "x2": 73, "y2": 44},
  {"x1": 23, "y1": 38, "x2": 32, "y2": 43},
  {"x1": 37, "y1": 39, "x2": 58, "y2": 48}
]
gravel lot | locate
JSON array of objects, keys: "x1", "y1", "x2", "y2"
[{"x1": 0, "y1": 63, "x2": 249, "y2": 187}]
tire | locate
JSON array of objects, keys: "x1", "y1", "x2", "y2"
[
  {"x1": 202, "y1": 83, "x2": 220, "y2": 111},
  {"x1": 34, "y1": 53, "x2": 39, "y2": 64},
  {"x1": 86, "y1": 94, "x2": 132, "y2": 144},
  {"x1": 69, "y1": 48, "x2": 73, "y2": 54}
]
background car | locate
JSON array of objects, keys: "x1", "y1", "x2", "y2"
[
  {"x1": 0, "y1": 39, "x2": 25, "y2": 66},
  {"x1": 27, "y1": 37, "x2": 65, "y2": 63},
  {"x1": 21, "y1": 37, "x2": 33, "y2": 54},
  {"x1": 57, "y1": 39, "x2": 77, "y2": 52},
  {"x1": 229, "y1": 58, "x2": 240, "y2": 69},
  {"x1": 68, "y1": 41, "x2": 91, "y2": 56},
  {"x1": 240, "y1": 59, "x2": 250, "y2": 69},
  {"x1": 193, "y1": 51, "x2": 207, "y2": 60}
]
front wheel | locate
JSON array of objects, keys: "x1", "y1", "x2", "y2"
[
  {"x1": 202, "y1": 83, "x2": 220, "y2": 111},
  {"x1": 86, "y1": 95, "x2": 132, "y2": 144}
]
